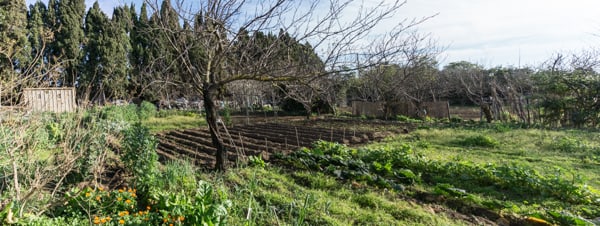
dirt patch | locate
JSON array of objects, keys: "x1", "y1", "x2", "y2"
[{"x1": 155, "y1": 119, "x2": 406, "y2": 168}]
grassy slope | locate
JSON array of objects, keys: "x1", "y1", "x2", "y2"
[
  {"x1": 206, "y1": 167, "x2": 466, "y2": 225},
  {"x1": 364, "y1": 123, "x2": 600, "y2": 222},
  {"x1": 148, "y1": 117, "x2": 600, "y2": 224},
  {"x1": 387, "y1": 125, "x2": 600, "y2": 188}
]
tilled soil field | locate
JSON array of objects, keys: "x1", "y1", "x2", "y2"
[{"x1": 156, "y1": 119, "x2": 412, "y2": 168}]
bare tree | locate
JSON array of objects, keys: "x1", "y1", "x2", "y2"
[
  {"x1": 443, "y1": 61, "x2": 499, "y2": 122},
  {"x1": 144, "y1": 0, "x2": 434, "y2": 170}
]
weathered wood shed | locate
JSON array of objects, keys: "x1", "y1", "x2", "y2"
[{"x1": 22, "y1": 87, "x2": 77, "y2": 112}]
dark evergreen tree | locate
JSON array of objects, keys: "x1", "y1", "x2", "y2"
[
  {"x1": 0, "y1": 0, "x2": 29, "y2": 104},
  {"x1": 26, "y1": 1, "x2": 47, "y2": 80},
  {"x1": 107, "y1": 5, "x2": 132, "y2": 100},
  {"x1": 55, "y1": 0, "x2": 85, "y2": 87},
  {"x1": 130, "y1": 3, "x2": 155, "y2": 100},
  {"x1": 0, "y1": 0, "x2": 30, "y2": 70},
  {"x1": 81, "y1": 1, "x2": 130, "y2": 102},
  {"x1": 81, "y1": 1, "x2": 107, "y2": 101}
]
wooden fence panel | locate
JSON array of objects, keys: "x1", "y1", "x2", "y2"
[{"x1": 22, "y1": 88, "x2": 76, "y2": 112}]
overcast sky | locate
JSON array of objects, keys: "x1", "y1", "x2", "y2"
[{"x1": 25, "y1": 0, "x2": 600, "y2": 68}]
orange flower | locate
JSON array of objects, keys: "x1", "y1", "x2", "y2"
[
  {"x1": 163, "y1": 218, "x2": 169, "y2": 223},
  {"x1": 119, "y1": 219, "x2": 125, "y2": 224},
  {"x1": 118, "y1": 211, "x2": 129, "y2": 217},
  {"x1": 93, "y1": 219, "x2": 100, "y2": 224},
  {"x1": 118, "y1": 189, "x2": 124, "y2": 193},
  {"x1": 131, "y1": 193, "x2": 137, "y2": 198},
  {"x1": 169, "y1": 224, "x2": 173, "y2": 226},
  {"x1": 146, "y1": 206, "x2": 151, "y2": 210},
  {"x1": 125, "y1": 199, "x2": 131, "y2": 204},
  {"x1": 95, "y1": 196, "x2": 101, "y2": 201},
  {"x1": 178, "y1": 216, "x2": 185, "y2": 222}
]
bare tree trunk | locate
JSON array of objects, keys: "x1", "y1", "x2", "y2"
[
  {"x1": 481, "y1": 103, "x2": 493, "y2": 123},
  {"x1": 203, "y1": 85, "x2": 228, "y2": 171}
]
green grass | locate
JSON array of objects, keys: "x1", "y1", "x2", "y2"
[
  {"x1": 211, "y1": 166, "x2": 466, "y2": 225},
  {"x1": 380, "y1": 125, "x2": 600, "y2": 189},
  {"x1": 142, "y1": 113, "x2": 206, "y2": 133},
  {"x1": 363, "y1": 123, "x2": 600, "y2": 222}
]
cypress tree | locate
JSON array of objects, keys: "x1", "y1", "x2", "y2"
[
  {"x1": 107, "y1": 6, "x2": 132, "y2": 100},
  {"x1": 0, "y1": 0, "x2": 29, "y2": 105},
  {"x1": 0, "y1": 0, "x2": 29, "y2": 71},
  {"x1": 26, "y1": 1, "x2": 47, "y2": 81},
  {"x1": 81, "y1": 1, "x2": 107, "y2": 102},
  {"x1": 55, "y1": 0, "x2": 85, "y2": 87},
  {"x1": 130, "y1": 3, "x2": 156, "y2": 99}
]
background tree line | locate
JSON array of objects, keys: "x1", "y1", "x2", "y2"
[{"x1": 2, "y1": 0, "x2": 600, "y2": 130}]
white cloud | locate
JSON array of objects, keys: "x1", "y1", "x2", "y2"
[{"x1": 397, "y1": 0, "x2": 600, "y2": 66}]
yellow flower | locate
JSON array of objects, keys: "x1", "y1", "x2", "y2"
[
  {"x1": 85, "y1": 192, "x2": 91, "y2": 197},
  {"x1": 118, "y1": 211, "x2": 127, "y2": 217},
  {"x1": 98, "y1": 187, "x2": 104, "y2": 191},
  {"x1": 117, "y1": 197, "x2": 123, "y2": 201},
  {"x1": 101, "y1": 218, "x2": 107, "y2": 223},
  {"x1": 119, "y1": 219, "x2": 125, "y2": 224},
  {"x1": 93, "y1": 219, "x2": 100, "y2": 224},
  {"x1": 131, "y1": 193, "x2": 137, "y2": 198},
  {"x1": 118, "y1": 189, "x2": 124, "y2": 193},
  {"x1": 95, "y1": 196, "x2": 101, "y2": 201},
  {"x1": 125, "y1": 199, "x2": 131, "y2": 204}
]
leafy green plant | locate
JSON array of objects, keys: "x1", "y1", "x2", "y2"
[
  {"x1": 456, "y1": 135, "x2": 499, "y2": 148},
  {"x1": 248, "y1": 155, "x2": 266, "y2": 168},
  {"x1": 396, "y1": 115, "x2": 422, "y2": 123},
  {"x1": 553, "y1": 136, "x2": 589, "y2": 153},
  {"x1": 159, "y1": 159, "x2": 198, "y2": 193},
  {"x1": 150, "y1": 181, "x2": 232, "y2": 225},
  {"x1": 121, "y1": 123, "x2": 159, "y2": 204},
  {"x1": 138, "y1": 101, "x2": 157, "y2": 120}
]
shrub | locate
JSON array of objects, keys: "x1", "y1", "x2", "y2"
[
  {"x1": 55, "y1": 183, "x2": 231, "y2": 226},
  {"x1": 100, "y1": 104, "x2": 139, "y2": 123},
  {"x1": 138, "y1": 101, "x2": 157, "y2": 120},
  {"x1": 449, "y1": 116, "x2": 463, "y2": 123},
  {"x1": 121, "y1": 123, "x2": 159, "y2": 203},
  {"x1": 553, "y1": 136, "x2": 589, "y2": 153},
  {"x1": 457, "y1": 135, "x2": 499, "y2": 148}
]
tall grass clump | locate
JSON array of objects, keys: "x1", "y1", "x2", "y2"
[{"x1": 456, "y1": 135, "x2": 499, "y2": 148}]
